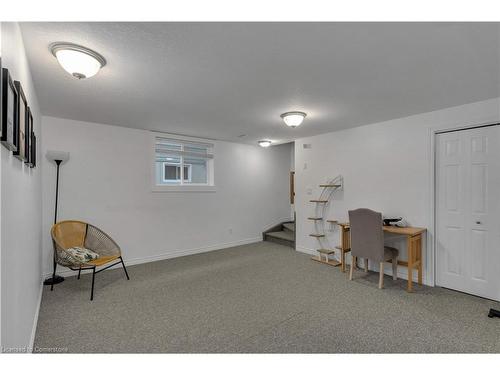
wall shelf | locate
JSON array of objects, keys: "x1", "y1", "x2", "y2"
[
  {"x1": 317, "y1": 248, "x2": 335, "y2": 254},
  {"x1": 307, "y1": 175, "x2": 345, "y2": 269},
  {"x1": 319, "y1": 184, "x2": 341, "y2": 188},
  {"x1": 311, "y1": 256, "x2": 341, "y2": 267}
]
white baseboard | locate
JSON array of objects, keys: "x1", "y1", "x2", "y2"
[
  {"x1": 296, "y1": 246, "x2": 316, "y2": 255},
  {"x1": 29, "y1": 278, "x2": 44, "y2": 352},
  {"x1": 295, "y1": 245, "x2": 430, "y2": 286},
  {"x1": 43, "y1": 236, "x2": 262, "y2": 278}
]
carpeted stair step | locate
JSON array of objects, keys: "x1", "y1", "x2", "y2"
[
  {"x1": 264, "y1": 230, "x2": 294, "y2": 248},
  {"x1": 265, "y1": 230, "x2": 294, "y2": 242},
  {"x1": 282, "y1": 222, "x2": 295, "y2": 233}
]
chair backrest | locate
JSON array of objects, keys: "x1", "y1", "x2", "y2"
[
  {"x1": 348, "y1": 208, "x2": 384, "y2": 261},
  {"x1": 51, "y1": 220, "x2": 122, "y2": 268},
  {"x1": 51, "y1": 220, "x2": 88, "y2": 249}
]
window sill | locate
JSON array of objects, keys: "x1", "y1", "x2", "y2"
[{"x1": 152, "y1": 185, "x2": 217, "y2": 193}]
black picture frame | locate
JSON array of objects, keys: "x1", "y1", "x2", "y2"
[
  {"x1": 0, "y1": 58, "x2": 2, "y2": 141},
  {"x1": 26, "y1": 107, "x2": 33, "y2": 166},
  {"x1": 30, "y1": 133, "x2": 36, "y2": 168},
  {"x1": 13, "y1": 80, "x2": 28, "y2": 161},
  {"x1": 1, "y1": 68, "x2": 18, "y2": 151}
]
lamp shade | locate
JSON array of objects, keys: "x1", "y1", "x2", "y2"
[
  {"x1": 50, "y1": 43, "x2": 106, "y2": 80},
  {"x1": 280, "y1": 111, "x2": 306, "y2": 127},
  {"x1": 258, "y1": 140, "x2": 272, "y2": 147},
  {"x1": 46, "y1": 150, "x2": 70, "y2": 164}
]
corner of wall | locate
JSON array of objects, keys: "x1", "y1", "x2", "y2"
[{"x1": 0, "y1": 21, "x2": 43, "y2": 351}]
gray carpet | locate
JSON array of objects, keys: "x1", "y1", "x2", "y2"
[{"x1": 34, "y1": 241, "x2": 500, "y2": 353}]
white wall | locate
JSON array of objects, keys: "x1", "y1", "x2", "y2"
[
  {"x1": 41, "y1": 116, "x2": 293, "y2": 276},
  {"x1": 290, "y1": 143, "x2": 295, "y2": 218},
  {"x1": 0, "y1": 22, "x2": 42, "y2": 350},
  {"x1": 0, "y1": 20, "x2": 3, "y2": 350},
  {"x1": 295, "y1": 98, "x2": 500, "y2": 285}
]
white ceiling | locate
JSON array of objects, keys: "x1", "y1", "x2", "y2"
[{"x1": 20, "y1": 22, "x2": 500, "y2": 144}]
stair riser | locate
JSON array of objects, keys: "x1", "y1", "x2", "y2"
[{"x1": 263, "y1": 235, "x2": 295, "y2": 248}]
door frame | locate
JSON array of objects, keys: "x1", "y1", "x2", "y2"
[{"x1": 430, "y1": 121, "x2": 500, "y2": 288}]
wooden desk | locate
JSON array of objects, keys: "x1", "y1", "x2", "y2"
[
  {"x1": 333, "y1": 223, "x2": 426, "y2": 292},
  {"x1": 382, "y1": 226, "x2": 426, "y2": 292}
]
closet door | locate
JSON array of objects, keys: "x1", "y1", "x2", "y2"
[{"x1": 436, "y1": 125, "x2": 500, "y2": 301}]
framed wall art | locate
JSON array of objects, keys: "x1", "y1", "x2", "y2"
[
  {"x1": 26, "y1": 107, "x2": 34, "y2": 166},
  {"x1": 1, "y1": 68, "x2": 18, "y2": 151},
  {"x1": 13, "y1": 80, "x2": 28, "y2": 161},
  {"x1": 0, "y1": 58, "x2": 2, "y2": 141},
  {"x1": 31, "y1": 133, "x2": 36, "y2": 168}
]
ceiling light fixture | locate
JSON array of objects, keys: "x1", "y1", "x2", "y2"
[
  {"x1": 280, "y1": 111, "x2": 306, "y2": 128},
  {"x1": 50, "y1": 42, "x2": 106, "y2": 79},
  {"x1": 258, "y1": 140, "x2": 272, "y2": 147}
]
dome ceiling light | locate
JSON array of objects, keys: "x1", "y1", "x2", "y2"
[
  {"x1": 280, "y1": 111, "x2": 306, "y2": 128},
  {"x1": 50, "y1": 42, "x2": 106, "y2": 79},
  {"x1": 258, "y1": 140, "x2": 272, "y2": 147}
]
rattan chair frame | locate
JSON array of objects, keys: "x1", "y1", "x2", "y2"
[{"x1": 50, "y1": 220, "x2": 130, "y2": 300}]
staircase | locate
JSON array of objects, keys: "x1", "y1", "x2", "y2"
[{"x1": 263, "y1": 221, "x2": 295, "y2": 248}]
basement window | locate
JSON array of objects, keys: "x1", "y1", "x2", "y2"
[
  {"x1": 162, "y1": 162, "x2": 192, "y2": 183},
  {"x1": 153, "y1": 133, "x2": 215, "y2": 192}
]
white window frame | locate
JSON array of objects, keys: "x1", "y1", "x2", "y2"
[
  {"x1": 162, "y1": 162, "x2": 192, "y2": 183},
  {"x1": 152, "y1": 132, "x2": 215, "y2": 192}
]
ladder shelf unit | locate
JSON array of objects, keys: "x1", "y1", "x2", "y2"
[{"x1": 308, "y1": 175, "x2": 346, "y2": 268}]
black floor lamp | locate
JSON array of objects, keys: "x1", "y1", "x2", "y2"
[{"x1": 43, "y1": 150, "x2": 70, "y2": 286}]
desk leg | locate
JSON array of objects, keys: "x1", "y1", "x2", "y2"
[
  {"x1": 340, "y1": 227, "x2": 351, "y2": 273},
  {"x1": 340, "y1": 250, "x2": 346, "y2": 273},
  {"x1": 416, "y1": 234, "x2": 423, "y2": 285},
  {"x1": 407, "y1": 235, "x2": 413, "y2": 292}
]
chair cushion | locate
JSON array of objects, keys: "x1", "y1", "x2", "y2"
[
  {"x1": 384, "y1": 246, "x2": 399, "y2": 260},
  {"x1": 86, "y1": 255, "x2": 121, "y2": 267},
  {"x1": 66, "y1": 247, "x2": 99, "y2": 263}
]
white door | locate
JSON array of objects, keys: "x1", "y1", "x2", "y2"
[{"x1": 436, "y1": 125, "x2": 500, "y2": 301}]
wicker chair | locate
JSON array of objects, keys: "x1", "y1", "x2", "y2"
[{"x1": 51, "y1": 220, "x2": 130, "y2": 300}]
